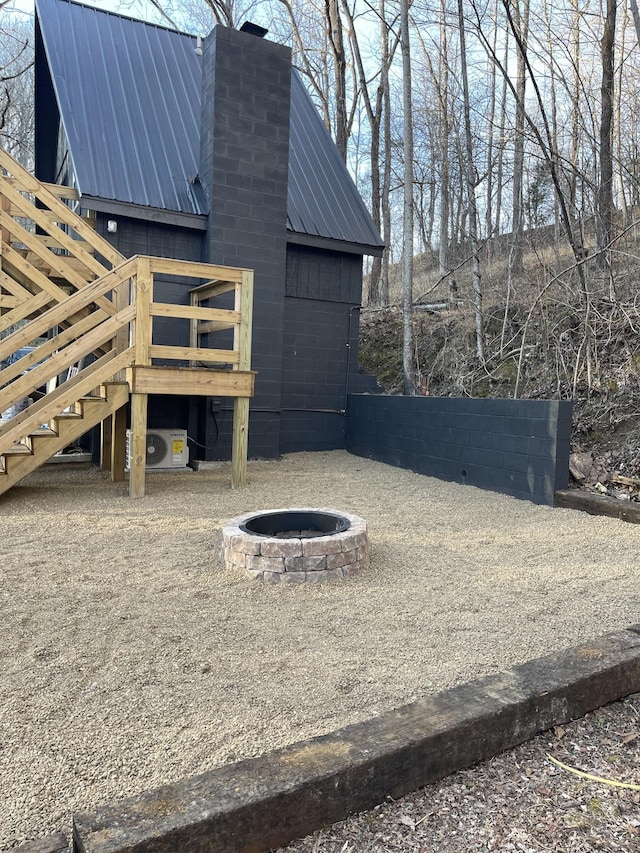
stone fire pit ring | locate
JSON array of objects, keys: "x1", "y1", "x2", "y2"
[{"x1": 222, "y1": 508, "x2": 369, "y2": 584}]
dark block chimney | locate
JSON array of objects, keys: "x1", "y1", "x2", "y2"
[{"x1": 199, "y1": 26, "x2": 291, "y2": 459}]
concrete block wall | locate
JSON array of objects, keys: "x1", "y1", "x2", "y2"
[{"x1": 346, "y1": 395, "x2": 572, "y2": 505}]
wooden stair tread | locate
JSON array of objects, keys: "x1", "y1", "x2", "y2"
[
  {"x1": 4, "y1": 443, "x2": 32, "y2": 455},
  {"x1": 54, "y1": 411, "x2": 82, "y2": 419},
  {"x1": 0, "y1": 382, "x2": 129, "y2": 494}
]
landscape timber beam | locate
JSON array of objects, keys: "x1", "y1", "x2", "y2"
[
  {"x1": 555, "y1": 488, "x2": 640, "y2": 524},
  {"x1": 73, "y1": 626, "x2": 640, "y2": 853}
]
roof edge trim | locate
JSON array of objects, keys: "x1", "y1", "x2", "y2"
[
  {"x1": 80, "y1": 197, "x2": 208, "y2": 230},
  {"x1": 286, "y1": 231, "x2": 384, "y2": 258}
]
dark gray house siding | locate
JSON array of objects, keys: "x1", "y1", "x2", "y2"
[{"x1": 280, "y1": 245, "x2": 364, "y2": 452}]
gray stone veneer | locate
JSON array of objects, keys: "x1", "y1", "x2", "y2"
[{"x1": 222, "y1": 509, "x2": 369, "y2": 583}]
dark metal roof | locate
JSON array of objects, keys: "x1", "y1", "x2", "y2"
[
  {"x1": 287, "y1": 72, "x2": 382, "y2": 251},
  {"x1": 35, "y1": 0, "x2": 383, "y2": 254}
]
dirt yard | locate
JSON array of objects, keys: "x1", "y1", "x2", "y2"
[{"x1": 1, "y1": 450, "x2": 639, "y2": 848}]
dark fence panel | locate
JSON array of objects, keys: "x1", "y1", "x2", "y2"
[{"x1": 346, "y1": 395, "x2": 572, "y2": 505}]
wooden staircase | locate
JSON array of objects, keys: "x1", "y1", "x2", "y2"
[
  {"x1": 0, "y1": 149, "x2": 255, "y2": 498},
  {"x1": 1, "y1": 383, "x2": 129, "y2": 493}
]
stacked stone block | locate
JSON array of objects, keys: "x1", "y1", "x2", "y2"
[{"x1": 222, "y1": 509, "x2": 369, "y2": 583}]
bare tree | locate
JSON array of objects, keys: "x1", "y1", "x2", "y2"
[
  {"x1": 342, "y1": 0, "x2": 398, "y2": 304},
  {"x1": 595, "y1": 0, "x2": 616, "y2": 277},
  {"x1": 509, "y1": 0, "x2": 529, "y2": 275},
  {"x1": 274, "y1": 0, "x2": 358, "y2": 161},
  {"x1": 0, "y1": 2, "x2": 34, "y2": 167},
  {"x1": 400, "y1": 0, "x2": 415, "y2": 394},
  {"x1": 457, "y1": 0, "x2": 484, "y2": 362}
]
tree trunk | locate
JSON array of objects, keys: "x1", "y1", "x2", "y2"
[
  {"x1": 437, "y1": 13, "x2": 450, "y2": 276},
  {"x1": 400, "y1": 0, "x2": 415, "y2": 395},
  {"x1": 596, "y1": 0, "x2": 616, "y2": 270},
  {"x1": 510, "y1": 0, "x2": 528, "y2": 275},
  {"x1": 457, "y1": 0, "x2": 484, "y2": 362},
  {"x1": 484, "y1": 0, "x2": 500, "y2": 246},
  {"x1": 569, "y1": 0, "x2": 580, "y2": 218},
  {"x1": 325, "y1": 0, "x2": 348, "y2": 162},
  {"x1": 615, "y1": 0, "x2": 628, "y2": 228}
]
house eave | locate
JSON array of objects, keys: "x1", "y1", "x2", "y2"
[
  {"x1": 286, "y1": 230, "x2": 384, "y2": 258},
  {"x1": 80, "y1": 196, "x2": 208, "y2": 231}
]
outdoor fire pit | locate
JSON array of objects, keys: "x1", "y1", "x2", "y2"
[{"x1": 222, "y1": 508, "x2": 369, "y2": 583}]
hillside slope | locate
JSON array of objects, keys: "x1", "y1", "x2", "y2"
[{"x1": 359, "y1": 263, "x2": 640, "y2": 494}]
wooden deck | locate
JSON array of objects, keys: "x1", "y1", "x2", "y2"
[{"x1": 0, "y1": 148, "x2": 255, "y2": 498}]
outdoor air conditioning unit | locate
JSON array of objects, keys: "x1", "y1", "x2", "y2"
[{"x1": 126, "y1": 429, "x2": 189, "y2": 470}]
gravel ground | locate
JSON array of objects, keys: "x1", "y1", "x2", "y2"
[{"x1": 1, "y1": 450, "x2": 639, "y2": 849}]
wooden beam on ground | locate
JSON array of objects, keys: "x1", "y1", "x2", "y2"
[
  {"x1": 72, "y1": 626, "x2": 640, "y2": 853},
  {"x1": 12, "y1": 831, "x2": 70, "y2": 853},
  {"x1": 128, "y1": 392, "x2": 148, "y2": 498},
  {"x1": 555, "y1": 488, "x2": 640, "y2": 523}
]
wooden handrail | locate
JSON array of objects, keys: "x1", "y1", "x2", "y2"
[
  {"x1": 148, "y1": 345, "x2": 240, "y2": 364},
  {"x1": 0, "y1": 180, "x2": 108, "y2": 280},
  {"x1": 148, "y1": 257, "x2": 245, "y2": 281},
  {"x1": 0, "y1": 147, "x2": 124, "y2": 267},
  {"x1": 0, "y1": 252, "x2": 253, "y2": 463},
  {"x1": 0, "y1": 291, "x2": 52, "y2": 336},
  {"x1": 4, "y1": 176, "x2": 80, "y2": 201},
  {"x1": 0, "y1": 348, "x2": 135, "y2": 456},
  {"x1": 149, "y1": 303, "x2": 240, "y2": 324},
  {"x1": 0, "y1": 310, "x2": 107, "y2": 387},
  {"x1": 0, "y1": 304, "x2": 135, "y2": 414},
  {"x1": 0, "y1": 255, "x2": 137, "y2": 366}
]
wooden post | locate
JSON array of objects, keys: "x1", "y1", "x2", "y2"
[
  {"x1": 113, "y1": 274, "x2": 131, "y2": 368},
  {"x1": 129, "y1": 258, "x2": 152, "y2": 497},
  {"x1": 231, "y1": 396, "x2": 250, "y2": 488},
  {"x1": 231, "y1": 269, "x2": 253, "y2": 488},
  {"x1": 129, "y1": 393, "x2": 148, "y2": 497},
  {"x1": 100, "y1": 415, "x2": 113, "y2": 471},
  {"x1": 101, "y1": 273, "x2": 133, "y2": 468},
  {"x1": 133, "y1": 258, "x2": 152, "y2": 367},
  {"x1": 189, "y1": 290, "x2": 199, "y2": 368},
  {"x1": 111, "y1": 403, "x2": 127, "y2": 482}
]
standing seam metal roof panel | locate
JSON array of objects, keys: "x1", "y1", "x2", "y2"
[{"x1": 35, "y1": 0, "x2": 383, "y2": 251}]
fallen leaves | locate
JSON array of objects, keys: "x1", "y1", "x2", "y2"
[{"x1": 277, "y1": 695, "x2": 640, "y2": 853}]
